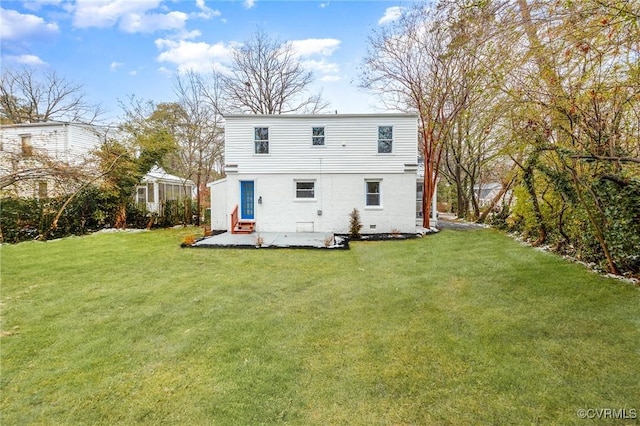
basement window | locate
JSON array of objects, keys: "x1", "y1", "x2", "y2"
[{"x1": 295, "y1": 181, "x2": 315, "y2": 199}]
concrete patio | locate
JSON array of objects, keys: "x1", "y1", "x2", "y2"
[
  {"x1": 193, "y1": 231, "x2": 345, "y2": 249},
  {"x1": 191, "y1": 227, "x2": 437, "y2": 249}
]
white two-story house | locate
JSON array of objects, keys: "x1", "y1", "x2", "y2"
[
  {"x1": 0, "y1": 122, "x2": 194, "y2": 217},
  {"x1": 208, "y1": 113, "x2": 421, "y2": 234},
  {"x1": 0, "y1": 121, "x2": 102, "y2": 198}
]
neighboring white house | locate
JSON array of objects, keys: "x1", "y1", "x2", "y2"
[
  {"x1": 0, "y1": 121, "x2": 103, "y2": 198},
  {"x1": 208, "y1": 113, "x2": 426, "y2": 234},
  {"x1": 0, "y1": 122, "x2": 193, "y2": 216},
  {"x1": 135, "y1": 166, "x2": 196, "y2": 216},
  {"x1": 474, "y1": 182, "x2": 504, "y2": 207}
]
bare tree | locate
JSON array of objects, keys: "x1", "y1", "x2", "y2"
[
  {"x1": 168, "y1": 70, "x2": 225, "y2": 225},
  {"x1": 217, "y1": 30, "x2": 329, "y2": 114},
  {"x1": 360, "y1": 3, "x2": 490, "y2": 227},
  {"x1": 0, "y1": 150, "x2": 89, "y2": 191},
  {"x1": 0, "y1": 67, "x2": 104, "y2": 124}
]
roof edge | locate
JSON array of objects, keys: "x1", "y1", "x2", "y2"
[{"x1": 223, "y1": 113, "x2": 418, "y2": 119}]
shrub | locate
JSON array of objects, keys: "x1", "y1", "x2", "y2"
[
  {"x1": 0, "y1": 186, "x2": 197, "y2": 243},
  {"x1": 160, "y1": 199, "x2": 196, "y2": 227},
  {"x1": 349, "y1": 208, "x2": 363, "y2": 239}
]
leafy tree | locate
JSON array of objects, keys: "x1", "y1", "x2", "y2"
[
  {"x1": 96, "y1": 123, "x2": 175, "y2": 228},
  {"x1": 360, "y1": 3, "x2": 495, "y2": 227},
  {"x1": 505, "y1": 0, "x2": 640, "y2": 273}
]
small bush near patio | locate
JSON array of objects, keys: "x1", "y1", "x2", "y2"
[{"x1": 1, "y1": 228, "x2": 639, "y2": 424}]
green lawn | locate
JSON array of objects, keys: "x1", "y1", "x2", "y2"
[{"x1": 1, "y1": 228, "x2": 639, "y2": 425}]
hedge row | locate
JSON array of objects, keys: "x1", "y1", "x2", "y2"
[{"x1": 0, "y1": 186, "x2": 196, "y2": 244}]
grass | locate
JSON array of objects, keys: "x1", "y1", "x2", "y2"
[{"x1": 1, "y1": 227, "x2": 639, "y2": 425}]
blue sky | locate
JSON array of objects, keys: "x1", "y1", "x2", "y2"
[{"x1": 1, "y1": 0, "x2": 414, "y2": 123}]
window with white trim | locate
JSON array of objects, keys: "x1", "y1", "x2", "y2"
[
  {"x1": 254, "y1": 127, "x2": 269, "y2": 154},
  {"x1": 38, "y1": 181, "x2": 48, "y2": 199},
  {"x1": 136, "y1": 186, "x2": 147, "y2": 205},
  {"x1": 312, "y1": 127, "x2": 325, "y2": 146},
  {"x1": 147, "y1": 183, "x2": 155, "y2": 203},
  {"x1": 365, "y1": 180, "x2": 381, "y2": 207},
  {"x1": 377, "y1": 126, "x2": 392, "y2": 153},
  {"x1": 21, "y1": 134, "x2": 33, "y2": 157},
  {"x1": 295, "y1": 181, "x2": 315, "y2": 199}
]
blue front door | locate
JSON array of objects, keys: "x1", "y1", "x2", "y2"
[{"x1": 240, "y1": 181, "x2": 254, "y2": 220}]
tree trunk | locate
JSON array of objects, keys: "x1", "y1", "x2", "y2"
[
  {"x1": 522, "y1": 155, "x2": 547, "y2": 246},
  {"x1": 115, "y1": 203, "x2": 127, "y2": 229},
  {"x1": 195, "y1": 172, "x2": 202, "y2": 226},
  {"x1": 422, "y1": 171, "x2": 433, "y2": 228},
  {"x1": 477, "y1": 175, "x2": 516, "y2": 223}
]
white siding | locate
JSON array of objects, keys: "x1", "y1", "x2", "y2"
[
  {"x1": 209, "y1": 179, "x2": 228, "y2": 230},
  {"x1": 224, "y1": 114, "x2": 418, "y2": 174},
  {"x1": 0, "y1": 122, "x2": 104, "y2": 198},
  {"x1": 67, "y1": 124, "x2": 102, "y2": 163},
  {"x1": 0, "y1": 122, "x2": 101, "y2": 166}
]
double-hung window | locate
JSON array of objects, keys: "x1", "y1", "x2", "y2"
[
  {"x1": 254, "y1": 127, "x2": 269, "y2": 154},
  {"x1": 38, "y1": 181, "x2": 48, "y2": 199},
  {"x1": 295, "y1": 181, "x2": 315, "y2": 199},
  {"x1": 365, "y1": 180, "x2": 381, "y2": 207},
  {"x1": 378, "y1": 126, "x2": 392, "y2": 153},
  {"x1": 312, "y1": 127, "x2": 325, "y2": 146},
  {"x1": 21, "y1": 134, "x2": 33, "y2": 157}
]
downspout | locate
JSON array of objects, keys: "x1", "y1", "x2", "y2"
[{"x1": 318, "y1": 157, "x2": 323, "y2": 219}]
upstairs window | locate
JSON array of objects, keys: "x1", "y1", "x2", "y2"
[
  {"x1": 312, "y1": 127, "x2": 325, "y2": 146},
  {"x1": 378, "y1": 126, "x2": 392, "y2": 153},
  {"x1": 296, "y1": 181, "x2": 315, "y2": 199},
  {"x1": 365, "y1": 180, "x2": 381, "y2": 207},
  {"x1": 21, "y1": 134, "x2": 33, "y2": 157},
  {"x1": 255, "y1": 127, "x2": 269, "y2": 154}
]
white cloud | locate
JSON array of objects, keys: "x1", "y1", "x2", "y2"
[
  {"x1": 73, "y1": 0, "x2": 159, "y2": 28},
  {"x1": 195, "y1": 0, "x2": 221, "y2": 19},
  {"x1": 243, "y1": 0, "x2": 256, "y2": 9},
  {"x1": 300, "y1": 59, "x2": 341, "y2": 82},
  {"x1": 179, "y1": 29, "x2": 203, "y2": 40},
  {"x1": 378, "y1": 6, "x2": 403, "y2": 25},
  {"x1": 5, "y1": 54, "x2": 48, "y2": 66},
  {"x1": 110, "y1": 61, "x2": 123, "y2": 71},
  {"x1": 155, "y1": 38, "x2": 232, "y2": 73},
  {"x1": 289, "y1": 38, "x2": 341, "y2": 57},
  {"x1": 290, "y1": 40, "x2": 342, "y2": 83},
  {"x1": 301, "y1": 59, "x2": 339, "y2": 74},
  {"x1": 0, "y1": 8, "x2": 59, "y2": 40},
  {"x1": 119, "y1": 10, "x2": 187, "y2": 33},
  {"x1": 319, "y1": 2, "x2": 330, "y2": 8},
  {"x1": 72, "y1": 0, "x2": 187, "y2": 33}
]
